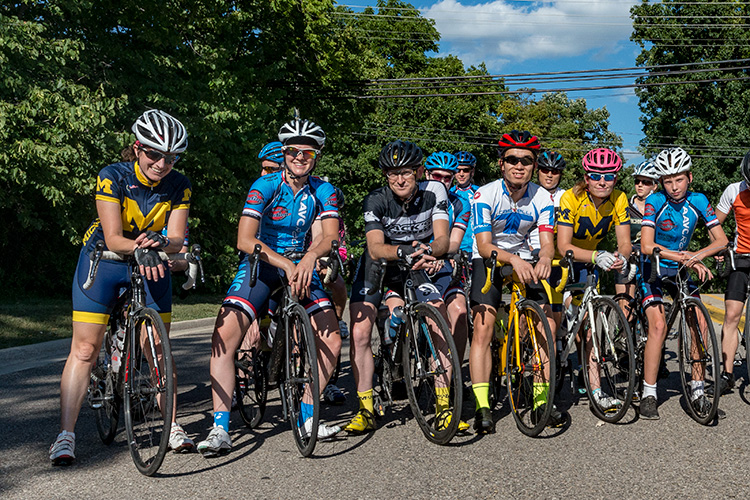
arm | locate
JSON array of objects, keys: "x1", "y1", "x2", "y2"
[
  {"x1": 557, "y1": 224, "x2": 595, "y2": 264},
  {"x1": 237, "y1": 216, "x2": 295, "y2": 277},
  {"x1": 448, "y1": 226, "x2": 466, "y2": 254}
]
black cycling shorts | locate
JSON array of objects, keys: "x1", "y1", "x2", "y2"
[{"x1": 726, "y1": 262, "x2": 750, "y2": 303}]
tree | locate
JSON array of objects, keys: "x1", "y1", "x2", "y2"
[{"x1": 631, "y1": 0, "x2": 750, "y2": 214}]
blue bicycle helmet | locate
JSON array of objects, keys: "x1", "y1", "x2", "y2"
[
  {"x1": 424, "y1": 152, "x2": 458, "y2": 173},
  {"x1": 454, "y1": 151, "x2": 477, "y2": 168},
  {"x1": 258, "y1": 141, "x2": 284, "y2": 164}
]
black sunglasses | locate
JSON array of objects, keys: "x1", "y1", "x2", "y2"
[
  {"x1": 634, "y1": 178, "x2": 655, "y2": 186},
  {"x1": 138, "y1": 147, "x2": 180, "y2": 165},
  {"x1": 504, "y1": 155, "x2": 534, "y2": 166}
]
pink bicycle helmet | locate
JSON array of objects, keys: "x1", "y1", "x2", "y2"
[{"x1": 582, "y1": 148, "x2": 622, "y2": 174}]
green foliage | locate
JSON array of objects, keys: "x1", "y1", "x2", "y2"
[{"x1": 1, "y1": 0, "x2": 622, "y2": 296}]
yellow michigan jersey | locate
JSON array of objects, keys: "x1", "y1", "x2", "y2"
[{"x1": 557, "y1": 188, "x2": 630, "y2": 251}]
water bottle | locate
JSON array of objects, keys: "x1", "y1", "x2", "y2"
[
  {"x1": 386, "y1": 306, "x2": 405, "y2": 345},
  {"x1": 111, "y1": 324, "x2": 126, "y2": 372},
  {"x1": 565, "y1": 302, "x2": 578, "y2": 328}
]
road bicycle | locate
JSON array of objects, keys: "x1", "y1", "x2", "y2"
[
  {"x1": 234, "y1": 242, "x2": 345, "y2": 432},
  {"x1": 86, "y1": 241, "x2": 203, "y2": 476},
  {"x1": 644, "y1": 247, "x2": 721, "y2": 424},
  {"x1": 554, "y1": 251, "x2": 636, "y2": 424},
  {"x1": 369, "y1": 257, "x2": 463, "y2": 445},
  {"x1": 483, "y1": 251, "x2": 559, "y2": 436},
  {"x1": 717, "y1": 244, "x2": 750, "y2": 380}
]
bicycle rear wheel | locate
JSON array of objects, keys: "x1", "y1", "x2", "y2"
[
  {"x1": 123, "y1": 307, "x2": 174, "y2": 476},
  {"x1": 90, "y1": 330, "x2": 121, "y2": 445},
  {"x1": 506, "y1": 299, "x2": 555, "y2": 436},
  {"x1": 581, "y1": 297, "x2": 635, "y2": 423},
  {"x1": 235, "y1": 347, "x2": 268, "y2": 429},
  {"x1": 678, "y1": 298, "x2": 720, "y2": 425},
  {"x1": 402, "y1": 303, "x2": 462, "y2": 445},
  {"x1": 283, "y1": 303, "x2": 319, "y2": 457}
]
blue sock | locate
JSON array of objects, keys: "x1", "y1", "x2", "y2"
[
  {"x1": 213, "y1": 411, "x2": 230, "y2": 431},
  {"x1": 301, "y1": 402, "x2": 313, "y2": 425}
]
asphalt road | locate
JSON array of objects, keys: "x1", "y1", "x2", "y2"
[{"x1": 3, "y1": 307, "x2": 750, "y2": 500}]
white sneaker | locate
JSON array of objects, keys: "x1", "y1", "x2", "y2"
[
  {"x1": 49, "y1": 430, "x2": 75, "y2": 466},
  {"x1": 594, "y1": 391, "x2": 623, "y2": 412},
  {"x1": 169, "y1": 423, "x2": 195, "y2": 453},
  {"x1": 301, "y1": 417, "x2": 341, "y2": 441},
  {"x1": 338, "y1": 320, "x2": 350, "y2": 339},
  {"x1": 197, "y1": 425, "x2": 232, "y2": 457}
]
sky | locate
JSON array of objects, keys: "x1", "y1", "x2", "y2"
[{"x1": 342, "y1": 0, "x2": 646, "y2": 163}]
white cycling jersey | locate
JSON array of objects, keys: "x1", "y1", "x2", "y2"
[
  {"x1": 528, "y1": 186, "x2": 564, "y2": 251},
  {"x1": 471, "y1": 179, "x2": 554, "y2": 260}
]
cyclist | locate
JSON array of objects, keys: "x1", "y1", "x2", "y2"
[
  {"x1": 639, "y1": 147, "x2": 728, "y2": 419},
  {"x1": 470, "y1": 130, "x2": 558, "y2": 434},
  {"x1": 451, "y1": 151, "x2": 480, "y2": 255},
  {"x1": 51, "y1": 109, "x2": 194, "y2": 465},
  {"x1": 309, "y1": 184, "x2": 349, "y2": 405},
  {"x1": 557, "y1": 147, "x2": 635, "y2": 413},
  {"x1": 345, "y1": 140, "x2": 454, "y2": 434},
  {"x1": 615, "y1": 159, "x2": 659, "y2": 297},
  {"x1": 197, "y1": 118, "x2": 343, "y2": 456},
  {"x1": 424, "y1": 152, "x2": 471, "y2": 367},
  {"x1": 707, "y1": 151, "x2": 750, "y2": 396}
]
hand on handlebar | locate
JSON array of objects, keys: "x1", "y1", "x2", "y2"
[
  {"x1": 398, "y1": 242, "x2": 436, "y2": 270},
  {"x1": 510, "y1": 255, "x2": 536, "y2": 284},
  {"x1": 533, "y1": 256, "x2": 552, "y2": 282},
  {"x1": 134, "y1": 248, "x2": 166, "y2": 281}
]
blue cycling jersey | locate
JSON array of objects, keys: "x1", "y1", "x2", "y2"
[
  {"x1": 642, "y1": 190, "x2": 719, "y2": 268},
  {"x1": 241, "y1": 171, "x2": 338, "y2": 254},
  {"x1": 451, "y1": 184, "x2": 479, "y2": 253},
  {"x1": 448, "y1": 192, "x2": 471, "y2": 233}
]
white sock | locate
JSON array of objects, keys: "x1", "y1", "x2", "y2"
[
  {"x1": 690, "y1": 380, "x2": 705, "y2": 400},
  {"x1": 643, "y1": 382, "x2": 657, "y2": 399}
]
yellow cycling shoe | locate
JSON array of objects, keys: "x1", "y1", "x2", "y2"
[
  {"x1": 344, "y1": 409, "x2": 376, "y2": 434},
  {"x1": 435, "y1": 410, "x2": 471, "y2": 432}
]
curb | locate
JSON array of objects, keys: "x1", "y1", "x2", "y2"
[{"x1": 0, "y1": 317, "x2": 215, "y2": 377}]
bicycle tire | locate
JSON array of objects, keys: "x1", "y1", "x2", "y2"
[
  {"x1": 744, "y1": 297, "x2": 750, "y2": 383},
  {"x1": 402, "y1": 302, "x2": 463, "y2": 445},
  {"x1": 678, "y1": 298, "x2": 720, "y2": 425},
  {"x1": 373, "y1": 318, "x2": 395, "y2": 417},
  {"x1": 235, "y1": 348, "x2": 268, "y2": 429},
  {"x1": 123, "y1": 307, "x2": 174, "y2": 476},
  {"x1": 613, "y1": 292, "x2": 646, "y2": 400},
  {"x1": 580, "y1": 296, "x2": 635, "y2": 423},
  {"x1": 505, "y1": 299, "x2": 556, "y2": 436},
  {"x1": 283, "y1": 303, "x2": 319, "y2": 457},
  {"x1": 91, "y1": 329, "x2": 121, "y2": 444}
]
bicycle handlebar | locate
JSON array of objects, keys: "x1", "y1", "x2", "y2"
[
  {"x1": 647, "y1": 247, "x2": 662, "y2": 283},
  {"x1": 84, "y1": 240, "x2": 204, "y2": 291},
  {"x1": 551, "y1": 250, "x2": 574, "y2": 293}
]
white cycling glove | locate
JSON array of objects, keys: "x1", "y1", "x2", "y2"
[{"x1": 593, "y1": 250, "x2": 618, "y2": 271}]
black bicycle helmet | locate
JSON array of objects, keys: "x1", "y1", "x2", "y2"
[
  {"x1": 741, "y1": 151, "x2": 750, "y2": 185},
  {"x1": 537, "y1": 151, "x2": 566, "y2": 171},
  {"x1": 378, "y1": 140, "x2": 423, "y2": 170},
  {"x1": 497, "y1": 130, "x2": 540, "y2": 157}
]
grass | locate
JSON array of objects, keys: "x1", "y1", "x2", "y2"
[{"x1": 0, "y1": 294, "x2": 223, "y2": 350}]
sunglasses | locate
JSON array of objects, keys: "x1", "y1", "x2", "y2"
[
  {"x1": 262, "y1": 166, "x2": 282, "y2": 173},
  {"x1": 539, "y1": 167, "x2": 562, "y2": 175},
  {"x1": 457, "y1": 167, "x2": 473, "y2": 173},
  {"x1": 138, "y1": 147, "x2": 180, "y2": 165},
  {"x1": 283, "y1": 146, "x2": 320, "y2": 160},
  {"x1": 587, "y1": 173, "x2": 617, "y2": 182},
  {"x1": 385, "y1": 168, "x2": 416, "y2": 179},
  {"x1": 634, "y1": 178, "x2": 655, "y2": 186},
  {"x1": 429, "y1": 172, "x2": 454, "y2": 182},
  {"x1": 504, "y1": 155, "x2": 535, "y2": 166}
]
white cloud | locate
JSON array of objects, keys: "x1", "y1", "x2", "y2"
[{"x1": 419, "y1": 0, "x2": 637, "y2": 70}]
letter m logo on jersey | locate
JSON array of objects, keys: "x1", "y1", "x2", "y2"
[{"x1": 575, "y1": 215, "x2": 613, "y2": 240}]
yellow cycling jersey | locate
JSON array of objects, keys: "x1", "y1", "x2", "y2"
[{"x1": 557, "y1": 188, "x2": 630, "y2": 251}]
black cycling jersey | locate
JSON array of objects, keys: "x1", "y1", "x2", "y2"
[{"x1": 363, "y1": 181, "x2": 450, "y2": 244}]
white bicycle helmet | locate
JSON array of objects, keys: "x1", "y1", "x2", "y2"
[
  {"x1": 278, "y1": 118, "x2": 326, "y2": 148},
  {"x1": 653, "y1": 147, "x2": 692, "y2": 178},
  {"x1": 132, "y1": 109, "x2": 188, "y2": 153},
  {"x1": 632, "y1": 159, "x2": 659, "y2": 180}
]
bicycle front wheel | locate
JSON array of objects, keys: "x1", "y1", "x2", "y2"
[
  {"x1": 505, "y1": 299, "x2": 555, "y2": 436},
  {"x1": 678, "y1": 298, "x2": 720, "y2": 425},
  {"x1": 283, "y1": 303, "x2": 319, "y2": 457},
  {"x1": 235, "y1": 348, "x2": 268, "y2": 429},
  {"x1": 402, "y1": 302, "x2": 463, "y2": 445},
  {"x1": 123, "y1": 307, "x2": 174, "y2": 476},
  {"x1": 581, "y1": 297, "x2": 635, "y2": 423}
]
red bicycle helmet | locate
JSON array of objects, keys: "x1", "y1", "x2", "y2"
[{"x1": 497, "y1": 130, "x2": 540, "y2": 156}]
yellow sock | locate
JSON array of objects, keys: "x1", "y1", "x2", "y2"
[
  {"x1": 435, "y1": 386, "x2": 450, "y2": 413},
  {"x1": 472, "y1": 382, "x2": 490, "y2": 410},
  {"x1": 358, "y1": 389, "x2": 374, "y2": 413},
  {"x1": 533, "y1": 382, "x2": 549, "y2": 409}
]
